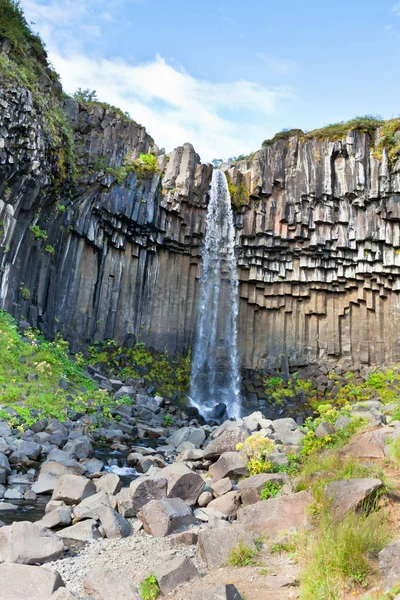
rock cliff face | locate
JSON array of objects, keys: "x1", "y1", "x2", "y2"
[{"x1": 1, "y1": 69, "x2": 400, "y2": 370}]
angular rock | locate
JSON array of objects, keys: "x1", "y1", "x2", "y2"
[
  {"x1": 341, "y1": 429, "x2": 392, "y2": 459},
  {"x1": 94, "y1": 473, "x2": 121, "y2": 495},
  {"x1": 325, "y1": 478, "x2": 383, "y2": 516},
  {"x1": 157, "y1": 463, "x2": 205, "y2": 505},
  {"x1": 211, "y1": 477, "x2": 233, "y2": 497},
  {"x1": 237, "y1": 490, "x2": 312, "y2": 537},
  {"x1": 16, "y1": 440, "x2": 41, "y2": 460},
  {"x1": 0, "y1": 521, "x2": 64, "y2": 564},
  {"x1": 207, "y1": 491, "x2": 241, "y2": 518},
  {"x1": 98, "y1": 505, "x2": 131, "y2": 539},
  {"x1": 116, "y1": 476, "x2": 167, "y2": 517},
  {"x1": 237, "y1": 473, "x2": 289, "y2": 506},
  {"x1": 203, "y1": 425, "x2": 250, "y2": 460},
  {"x1": 51, "y1": 588, "x2": 79, "y2": 599},
  {"x1": 154, "y1": 555, "x2": 199, "y2": 595},
  {"x1": 191, "y1": 585, "x2": 243, "y2": 600},
  {"x1": 0, "y1": 563, "x2": 64, "y2": 600},
  {"x1": 379, "y1": 541, "x2": 400, "y2": 591},
  {"x1": 72, "y1": 491, "x2": 110, "y2": 521},
  {"x1": 138, "y1": 497, "x2": 194, "y2": 537},
  {"x1": 41, "y1": 506, "x2": 72, "y2": 529},
  {"x1": 209, "y1": 452, "x2": 248, "y2": 481},
  {"x1": 269, "y1": 418, "x2": 305, "y2": 445},
  {"x1": 58, "y1": 519, "x2": 100, "y2": 542},
  {"x1": 83, "y1": 567, "x2": 140, "y2": 599},
  {"x1": 63, "y1": 437, "x2": 93, "y2": 460},
  {"x1": 32, "y1": 460, "x2": 86, "y2": 494},
  {"x1": 52, "y1": 474, "x2": 96, "y2": 505},
  {"x1": 198, "y1": 524, "x2": 257, "y2": 569},
  {"x1": 171, "y1": 531, "x2": 198, "y2": 547},
  {"x1": 314, "y1": 422, "x2": 335, "y2": 438}
]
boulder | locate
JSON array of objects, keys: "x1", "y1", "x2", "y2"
[
  {"x1": 209, "y1": 452, "x2": 248, "y2": 481},
  {"x1": 81, "y1": 457, "x2": 104, "y2": 475},
  {"x1": 211, "y1": 478, "x2": 233, "y2": 497},
  {"x1": 32, "y1": 460, "x2": 86, "y2": 494},
  {"x1": 237, "y1": 490, "x2": 312, "y2": 537},
  {"x1": 116, "y1": 476, "x2": 167, "y2": 517},
  {"x1": 341, "y1": 428, "x2": 393, "y2": 459},
  {"x1": 52, "y1": 474, "x2": 96, "y2": 505},
  {"x1": 379, "y1": 541, "x2": 400, "y2": 591},
  {"x1": 269, "y1": 418, "x2": 305, "y2": 445},
  {"x1": 72, "y1": 491, "x2": 110, "y2": 521},
  {"x1": 63, "y1": 438, "x2": 93, "y2": 460},
  {"x1": 237, "y1": 473, "x2": 289, "y2": 506},
  {"x1": 58, "y1": 519, "x2": 100, "y2": 542},
  {"x1": 197, "y1": 491, "x2": 213, "y2": 507},
  {"x1": 325, "y1": 478, "x2": 383, "y2": 516},
  {"x1": 40, "y1": 506, "x2": 72, "y2": 529},
  {"x1": 98, "y1": 506, "x2": 131, "y2": 539},
  {"x1": 83, "y1": 567, "x2": 140, "y2": 599},
  {"x1": 51, "y1": 589, "x2": 79, "y2": 599},
  {"x1": 203, "y1": 425, "x2": 250, "y2": 460},
  {"x1": 171, "y1": 531, "x2": 198, "y2": 547},
  {"x1": 0, "y1": 521, "x2": 64, "y2": 564},
  {"x1": 191, "y1": 584, "x2": 243, "y2": 600},
  {"x1": 154, "y1": 556, "x2": 199, "y2": 595},
  {"x1": 158, "y1": 463, "x2": 205, "y2": 505},
  {"x1": 16, "y1": 440, "x2": 41, "y2": 460},
  {"x1": 0, "y1": 563, "x2": 64, "y2": 599},
  {"x1": 94, "y1": 473, "x2": 121, "y2": 496},
  {"x1": 138, "y1": 497, "x2": 194, "y2": 537},
  {"x1": 207, "y1": 491, "x2": 241, "y2": 518},
  {"x1": 314, "y1": 422, "x2": 335, "y2": 438},
  {"x1": 169, "y1": 427, "x2": 206, "y2": 449},
  {"x1": 198, "y1": 524, "x2": 257, "y2": 569}
]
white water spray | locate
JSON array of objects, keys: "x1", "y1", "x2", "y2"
[{"x1": 190, "y1": 169, "x2": 241, "y2": 419}]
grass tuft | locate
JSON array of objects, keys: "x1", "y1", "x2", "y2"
[{"x1": 229, "y1": 542, "x2": 259, "y2": 567}]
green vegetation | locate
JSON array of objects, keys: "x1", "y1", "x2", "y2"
[
  {"x1": 269, "y1": 541, "x2": 296, "y2": 554},
  {"x1": 163, "y1": 414, "x2": 173, "y2": 426},
  {"x1": 303, "y1": 114, "x2": 383, "y2": 142},
  {"x1": 259, "y1": 480, "x2": 283, "y2": 500},
  {"x1": 19, "y1": 284, "x2": 30, "y2": 301},
  {"x1": 0, "y1": 310, "x2": 133, "y2": 430},
  {"x1": 104, "y1": 152, "x2": 159, "y2": 184},
  {"x1": 263, "y1": 374, "x2": 316, "y2": 407},
  {"x1": 225, "y1": 172, "x2": 249, "y2": 209},
  {"x1": 139, "y1": 574, "x2": 160, "y2": 600},
  {"x1": 73, "y1": 87, "x2": 135, "y2": 122},
  {"x1": 45, "y1": 244, "x2": 55, "y2": 255},
  {"x1": 29, "y1": 225, "x2": 48, "y2": 241},
  {"x1": 297, "y1": 507, "x2": 391, "y2": 599},
  {"x1": 87, "y1": 339, "x2": 190, "y2": 400},
  {"x1": 236, "y1": 434, "x2": 275, "y2": 475},
  {"x1": 229, "y1": 542, "x2": 259, "y2": 567},
  {"x1": 262, "y1": 128, "x2": 305, "y2": 147}
]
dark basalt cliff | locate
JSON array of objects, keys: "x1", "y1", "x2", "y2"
[{"x1": 1, "y1": 47, "x2": 400, "y2": 371}]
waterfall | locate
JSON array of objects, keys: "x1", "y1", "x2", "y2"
[{"x1": 189, "y1": 169, "x2": 241, "y2": 419}]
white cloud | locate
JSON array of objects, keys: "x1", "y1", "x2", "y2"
[
  {"x1": 257, "y1": 53, "x2": 295, "y2": 75},
  {"x1": 21, "y1": 0, "x2": 297, "y2": 160},
  {"x1": 393, "y1": 2, "x2": 400, "y2": 16}
]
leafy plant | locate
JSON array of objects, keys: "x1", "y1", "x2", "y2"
[
  {"x1": 139, "y1": 574, "x2": 160, "y2": 600},
  {"x1": 29, "y1": 225, "x2": 48, "y2": 241},
  {"x1": 73, "y1": 88, "x2": 98, "y2": 103},
  {"x1": 45, "y1": 244, "x2": 55, "y2": 254},
  {"x1": 236, "y1": 434, "x2": 274, "y2": 475},
  {"x1": 229, "y1": 542, "x2": 259, "y2": 567},
  {"x1": 259, "y1": 480, "x2": 283, "y2": 500},
  {"x1": 163, "y1": 414, "x2": 173, "y2": 426}
]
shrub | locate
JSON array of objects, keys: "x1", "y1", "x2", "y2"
[
  {"x1": 236, "y1": 434, "x2": 274, "y2": 475},
  {"x1": 73, "y1": 88, "x2": 98, "y2": 103},
  {"x1": 29, "y1": 225, "x2": 48, "y2": 241},
  {"x1": 259, "y1": 480, "x2": 283, "y2": 500},
  {"x1": 229, "y1": 542, "x2": 259, "y2": 567},
  {"x1": 139, "y1": 574, "x2": 160, "y2": 600}
]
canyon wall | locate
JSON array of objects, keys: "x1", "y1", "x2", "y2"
[{"x1": 1, "y1": 66, "x2": 400, "y2": 369}]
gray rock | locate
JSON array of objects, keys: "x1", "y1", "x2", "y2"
[
  {"x1": 0, "y1": 563, "x2": 64, "y2": 599},
  {"x1": 40, "y1": 506, "x2": 72, "y2": 529},
  {"x1": 203, "y1": 425, "x2": 250, "y2": 460},
  {"x1": 157, "y1": 463, "x2": 205, "y2": 505},
  {"x1": 237, "y1": 473, "x2": 289, "y2": 506},
  {"x1": 32, "y1": 460, "x2": 87, "y2": 494},
  {"x1": 52, "y1": 474, "x2": 97, "y2": 505},
  {"x1": 83, "y1": 567, "x2": 140, "y2": 599},
  {"x1": 0, "y1": 453, "x2": 11, "y2": 473},
  {"x1": 94, "y1": 473, "x2": 121, "y2": 496},
  {"x1": 270, "y1": 418, "x2": 305, "y2": 445},
  {"x1": 211, "y1": 478, "x2": 233, "y2": 497},
  {"x1": 198, "y1": 524, "x2": 257, "y2": 569},
  {"x1": 58, "y1": 519, "x2": 101, "y2": 542},
  {"x1": 197, "y1": 491, "x2": 213, "y2": 507},
  {"x1": 51, "y1": 588, "x2": 79, "y2": 599},
  {"x1": 139, "y1": 497, "x2": 194, "y2": 537},
  {"x1": 207, "y1": 491, "x2": 241, "y2": 518},
  {"x1": 325, "y1": 478, "x2": 383, "y2": 516},
  {"x1": 209, "y1": 452, "x2": 248, "y2": 481},
  {"x1": 80, "y1": 457, "x2": 104, "y2": 475},
  {"x1": 116, "y1": 476, "x2": 167, "y2": 517},
  {"x1": 16, "y1": 440, "x2": 41, "y2": 460},
  {"x1": 98, "y1": 505, "x2": 131, "y2": 539},
  {"x1": 237, "y1": 490, "x2": 312, "y2": 537},
  {"x1": 191, "y1": 584, "x2": 243, "y2": 600},
  {"x1": 170, "y1": 531, "x2": 198, "y2": 547},
  {"x1": 63, "y1": 437, "x2": 93, "y2": 460},
  {"x1": 0, "y1": 521, "x2": 64, "y2": 564},
  {"x1": 334, "y1": 415, "x2": 352, "y2": 430},
  {"x1": 72, "y1": 491, "x2": 110, "y2": 521},
  {"x1": 154, "y1": 555, "x2": 199, "y2": 595},
  {"x1": 379, "y1": 541, "x2": 400, "y2": 591}
]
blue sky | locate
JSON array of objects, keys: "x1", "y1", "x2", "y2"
[{"x1": 21, "y1": 0, "x2": 400, "y2": 161}]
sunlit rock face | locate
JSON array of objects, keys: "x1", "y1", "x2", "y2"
[{"x1": 1, "y1": 71, "x2": 400, "y2": 369}]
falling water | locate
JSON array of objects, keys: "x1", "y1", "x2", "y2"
[{"x1": 189, "y1": 169, "x2": 241, "y2": 419}]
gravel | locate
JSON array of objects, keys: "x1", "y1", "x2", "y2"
[{"x1": 47, "y1": 521, "x2": 206, "y2": 598}]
